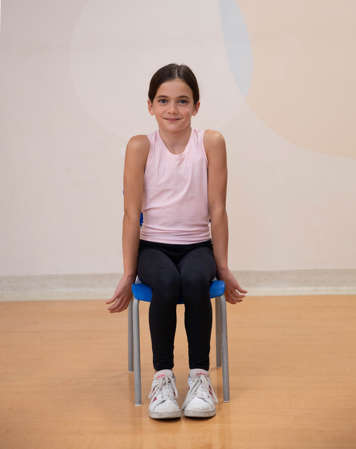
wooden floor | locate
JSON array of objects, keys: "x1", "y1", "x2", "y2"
[{"x1": 1, "y1": 295, "x2": 356, "y2": 449}]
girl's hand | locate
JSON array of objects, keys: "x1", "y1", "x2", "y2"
[
  {"x1": 105, "y1": 275, "x2": 135, "y2": 313},
  {"x1": 217, "y1": 268, "x2": 248, "y2": 304}
]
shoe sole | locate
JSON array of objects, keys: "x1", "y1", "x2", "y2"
[
  {"x1": 149, "y1": 410, "x2": 182, "y2": 419},
  {"x1": 183, "y1": 409, "x2": 216, "y2": 418}
]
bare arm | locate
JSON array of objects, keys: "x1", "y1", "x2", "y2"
[
  {"x1": 122, "y1": 135, "x2": 149, "y2": 280},
  {"x1": 106, "y1": 135, "x2": 149, "y2": 313},
  {"x1": 205, "y1": 130, "x2": 248, "y2": 303},
  {"x1": 205, "y1": 130, "x2": 229, "y2": 275}
]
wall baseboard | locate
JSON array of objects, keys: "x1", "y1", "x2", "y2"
[{"x1": 1, "y1": 270, "x2": 355, "y2": 301}]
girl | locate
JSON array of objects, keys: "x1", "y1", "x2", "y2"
[{"x1": 106, "y1": 63, "x2": 248, "y2": 419}]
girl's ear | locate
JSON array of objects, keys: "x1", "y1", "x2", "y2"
[
  {"x1": 147, "y1": 98, "x2": 154, "y2": 116},
  {"x1": 192, "y1": 101, "x2": 200, "y2": 116}
]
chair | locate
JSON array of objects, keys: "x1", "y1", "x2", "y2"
[{"x1": 127, "y1": 213, "x2": 230, "y2": 405}]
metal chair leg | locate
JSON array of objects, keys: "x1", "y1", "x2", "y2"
[
  {"x1": 215, "y1": 297, "x2": 222, "y2": 367},
  {"x1": 128, "y1": 300, "x2": 133, "y2": 372},
  {"x1": 220, "y1": 295, "x2": 230, "y2": 402},
  {"x1": 133, "y1": 298, "x2": 142, "y2": 405}
]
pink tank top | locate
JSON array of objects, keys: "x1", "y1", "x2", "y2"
[{"x1": 140, "y1": 127, "x2": 211, "y2": 244}]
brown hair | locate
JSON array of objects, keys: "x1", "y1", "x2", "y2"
[{"x1": 148, "y1": 63, "x2": 200, "y2": 105}]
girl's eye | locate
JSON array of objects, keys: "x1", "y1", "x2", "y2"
[{"x1": 157, "y1": 99, "x2": 188, "y2": 104}]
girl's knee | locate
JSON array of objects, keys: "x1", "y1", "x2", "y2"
[
  {"x1": 181, "y1": 271, "x2": 210, "y2": 304},
  {"x1": 151, "y1": 272, "x2": 181, "y2": 305}
]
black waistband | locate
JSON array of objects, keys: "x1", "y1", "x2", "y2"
[{"x1": 139, "y1": 238, "x2": 212, "y2": 249}]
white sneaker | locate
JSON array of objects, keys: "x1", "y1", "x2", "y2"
[
  {"x1": 181, "y1": 369, "x2": 218, "y2": 418},
  {"x1": 148, "y1": 369, "x2": 181, "y2": 419}
]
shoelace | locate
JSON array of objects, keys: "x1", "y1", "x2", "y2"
[
  {"x1": 148, "y1": 374, "x2": 178, "y2": 402},
  {"x1": 183, "y1": 374, "x2": 218, "y2": 407}
]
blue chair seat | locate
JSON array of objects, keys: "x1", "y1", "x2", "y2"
[{"x1": 131, "y1": 279, "x2": 225, "y2": 302}]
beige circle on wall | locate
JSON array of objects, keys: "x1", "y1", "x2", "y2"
[{"x1": 239, "y1": 0, "x2": 356, "y2": 159}]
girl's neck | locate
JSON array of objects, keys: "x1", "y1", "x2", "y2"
[{"x1": 158, "y1": 126, "x2": 192, "y2": 152}]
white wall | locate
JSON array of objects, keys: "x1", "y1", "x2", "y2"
[{"x1": 1, "y1": 0, "x2": 355, "y2": 277}]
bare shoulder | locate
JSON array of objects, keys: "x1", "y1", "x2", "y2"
[
  {"x1": 126, "y1": 134, "x2": 150, "y2": 153},
  {"x1": 125, "y1": 134, "x2": 150, "y2": 167},
  {"x1": 203, "y1": 129, "x2": 226, "y2": 160}
]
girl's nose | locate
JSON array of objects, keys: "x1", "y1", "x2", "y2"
[{"x1": 168, "y1": 102, "x2": 178, "y2": 113}]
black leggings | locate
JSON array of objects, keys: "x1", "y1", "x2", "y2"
[{"x1": 137, "y1": 238, "x2": 217, "y2": 371}]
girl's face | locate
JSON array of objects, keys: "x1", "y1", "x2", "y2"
[{"x1": 148, "y1": 78, "x2": 200, "y2": 132}]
